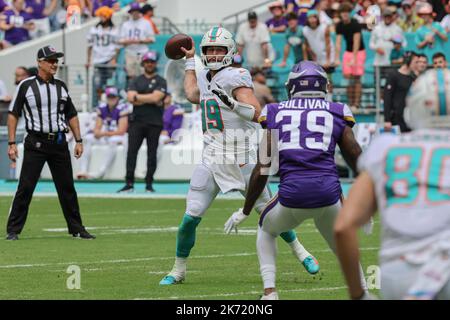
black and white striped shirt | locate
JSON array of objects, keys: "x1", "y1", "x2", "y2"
[{"x1": 8, "y1": 75, "x2": 78, "y2": 133}]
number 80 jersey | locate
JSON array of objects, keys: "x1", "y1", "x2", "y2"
[
  {"x1": 197, "y1": 67, "x2": 258, "y2": 156},
  {"x1": 358, "y1": 129, "x2": 450, "y2": 260}
]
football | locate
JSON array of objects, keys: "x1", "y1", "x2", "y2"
[{"x1": 165, "y1": 33, "x2": 192, "y2": 60}]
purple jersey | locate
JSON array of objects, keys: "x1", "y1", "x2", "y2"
[
  {"x1": 285, "y1": 0, "x2": 319, "y2": 26},
  {"x1": 92, "y1": 0, "x2": 117, "y2": 15},
  {"x1": 265, "y1": 16, "x2": 288, "y2": 29},
  {"x1": 3, "y1": 9, "x2": 32, "y2": 45},
  {"x1": 0, "y1": 0, "x2": 8, "y2": 12},
  {"x1": 96, "y1": 102, "x2": 129, "y2": 132},
  {"x1": 163, "y1": 104, "x2": 184, "y2": 138},
  {"x1": 25, "y1": 0, "x2": 46, "y2": 19},
  {"x1": 259, "y1": 97, "x2": 355, "y2": 208}
]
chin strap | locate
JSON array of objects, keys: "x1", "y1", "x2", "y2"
[{"x1": 211, "y1": 87, "x2": 255, "y2": 122}]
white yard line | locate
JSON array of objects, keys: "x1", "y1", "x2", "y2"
[
  {"x1": 0, "y1": 192, "x2": 245, "y2": 200},
  {"x1": 134, "y1": 286, "x2": 348, "y2": 300},
  {"x1": 0, "y1": 247, "x2": 379, "y2": 270}
]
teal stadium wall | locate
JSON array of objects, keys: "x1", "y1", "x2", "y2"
[{"x1": 114, "y1": 31, "x2": 450, "y2": 105}]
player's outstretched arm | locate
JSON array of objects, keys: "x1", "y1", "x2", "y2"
[
  {"x1": 182, "y1": 38, "x2": 200, "y2": 104},
  {"x1": 212, "y1": 86, "x2": 261, "y2": 122},
  {"x1": 243, "y1": 129, "x2": 272, "y2": 215},
  {"x1": 338, "y1": 126, "x2": 362, "y2": 175},
  {"x1": 224, "y1": 130, "x2": 272, "y2": 234},
  {"x1": 334, "y1": 171, "x2": 377, "y2": 299}
]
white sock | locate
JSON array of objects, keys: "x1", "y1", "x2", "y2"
[
  {"x1": 257, "y1": 227, "x2": 277, "y2": 289},
  {"x1": 169, "y1": 257, "x2": 187, "y2": 280},
  {"x1": 289, "y1": 239, "x2": 311, "y2": 262}
]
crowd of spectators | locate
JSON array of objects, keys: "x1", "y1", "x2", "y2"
[{"x1": 233, "y1": 0, "x2": 450, "y2": 109}]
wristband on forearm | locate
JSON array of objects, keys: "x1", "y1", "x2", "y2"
[{"x1": 185, "y1": 57, "x2": 195, "y2": 71}]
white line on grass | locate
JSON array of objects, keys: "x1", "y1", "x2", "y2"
[
  {"x1": 0, "y1": 247, "x2": 379, "y2": 269},
  {"x1": 134, "y1": 286, "x2": 348, "y2": 300}
]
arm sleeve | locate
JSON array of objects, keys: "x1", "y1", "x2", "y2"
[
  {"x1": 258, "y1": 105, "x2": 268, "y2": 128},
  {"x1": 64, "y1": 96, "x2": 78, "y2": 120},
  {"x1": 8, "y1": 81, "x2": 27, "y2": 118},
  {"x1": 383, "y1": 72, "x2": 396, "y2": 122},
  {"x1": 61, "y1": 82, "x2": 77, "y2": 120},
  {"x1": 342, "y1": 104, "x2": 356, "y2": 128}
]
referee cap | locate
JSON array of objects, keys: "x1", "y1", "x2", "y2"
[{"x1": 37, "y1": 45, "x2": 64, "y2": 60}]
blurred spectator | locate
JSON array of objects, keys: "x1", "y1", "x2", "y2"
[
  {"x1": 250, "y1": 68, "x2": 275, "y2": 107},
  {"x1": 432, "y1": 51, "x2": 447, "y2": 68},
  {"x1": 303, "y1": 9, "x2": 335, "y2": 70},
  {"x1": 236, "y1": 11, "x2": 272, "y2": 69},
  {"x1": 0, "y1": 0, "x2": 10, "y2": 11},
  {"x1": 285, "y1": 0, "x2": 319, "y2": 26},
  {"x1": 232, "y1": 54, "x2": 243, "y2": 68},
  {"x1": 354, "y1": 0, "x2": 376, "y2": 28},
  {"x1": 383, "y1": 51, "x2": 418, "y2": 133},
  {"x1": 278, "y1": 12, "x2": 305, "y2": 67},
  {"x1": 87, "y1": 0, "x2": 119, "y2": 17},
  {"x1": 0, "y1": 0, "x2": 35, "y2": 45},
  {"x1": 77, "y1": 86, "x2": 129, "y2": 179},
  {"x1": 118, "y1": 2, "x2": 155, "y2": 79},
  {"x1": 14, "y1": 66, "x2": 30, "y2": 84},
  {"x1": 159, "y1": 93, "x2": 184, "y2": 146},
  {"x1": 265, "y1": 1, "x2": 287, "y2": 33},
  {"x1": 86, "y1": 6, "x2": 120, "y2": 106},
  {"x1": 335, "y1": 2, "x2": 366, "y2": 109},
  {"x1": 0, "y1": 78, "x2": 12, "y2": 102},
  {"x1": 416, "y1": 52, "x2": 428, "y2": 74},
  {"x1": 428, "y1": 0, "x2": 447, "y2": 21},
  {"x1": 118, "y1": 50, "x2": 167, "y2": 193},
  {"x1": 25, "y1": 0, "x2": 57, "y2": 38},
  {"x1": 141, "y1": 3, "x2": 159, "y2": 35},
  {"x1": 366, "y1": 0, "x2": 389, "y2": 27},
  {"x1": 369, "y1": 7, "x2": 406, "y2": 66},
  {"x1": 398, "y1": 0, "x2": 424, "y2": 32},
  {"x1": 316, "y1": 0, "x2": 333, "y2": 26},
  {"x1": 390, "y1": 34, "x2": 406, "y2": 65},
  {"x1": 441, "y1": 0, "x2": 450, "y2": 32},
  {"x1": 415, "y1": 3, "x2": 448, "y2": 60}
]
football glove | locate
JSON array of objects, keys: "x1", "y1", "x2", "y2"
[
  {"x1": 224, "y1": 208, "x2": 249, "y2": 234},
  {"x1": 211, "y1": 86, "x2": 235, "y2": 110}
]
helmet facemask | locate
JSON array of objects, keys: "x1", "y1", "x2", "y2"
[{"x1": 200, "y1": 27, "x2": 236, "y2": 70}]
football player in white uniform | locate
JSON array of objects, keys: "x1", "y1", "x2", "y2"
[
  {"x1": 159, "y1": 27, "x2": 319, "y2": 285},
  {"x1": 334, "y1": 68, "x2": 450, "y2": 300}
]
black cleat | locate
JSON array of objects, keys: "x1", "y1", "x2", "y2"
[
  {"x1": 117, "y1": 184, "x2": 134, "y2": 193},
  {"x1": 145, "y1": 186, "x2": 155, "y2": 193},
  {"x1": 72, "y1": 230, "x2": 96, "y2": 240},
  {"x1": 6, "y1": 232, "x2": 19, "y2": 241}
]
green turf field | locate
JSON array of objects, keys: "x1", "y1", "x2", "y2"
[{"x1": 0, "y1": 196, "x2": 380, "y2": 300}]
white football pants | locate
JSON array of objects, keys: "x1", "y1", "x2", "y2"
[
  {"x1": 257, "y1": 199, "x2": 368, "y2": 290},
  {"x1": 185, "y1": 162, "x2": 271, "y2": 217}
]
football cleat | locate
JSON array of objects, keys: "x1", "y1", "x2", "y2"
[
  {"x1": 261, "y1": 292, "x2": 279, "y2": 300},
  {"x1": 159, "y1": 275, "x2": 184, "y2": 285},
  {"x1": 302, "y1": 255, "x2": 320, "y2": 274}
]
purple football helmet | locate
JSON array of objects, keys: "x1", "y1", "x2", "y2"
[{"x1": 285, "y1": 61, "x2": 328, "y2": 99}]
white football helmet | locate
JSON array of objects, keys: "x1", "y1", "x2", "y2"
[
  {"x1": 200, "y1": 26, "x2": 236, "y2": 70},
  {"x1": 404, "y1": 68, "x2": 450, "y2": 130}
]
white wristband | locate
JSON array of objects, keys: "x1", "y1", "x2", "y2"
[{"x1": 185, "y1": 57, "x2": 195, "y2": 71}]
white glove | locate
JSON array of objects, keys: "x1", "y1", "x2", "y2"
[{"x1": 224, "y1": 208, "x2": 249, "y2": 234}]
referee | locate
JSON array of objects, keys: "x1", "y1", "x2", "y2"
[{"x1": 6, "y1": 45, "x2": 95, "y2": 241}]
